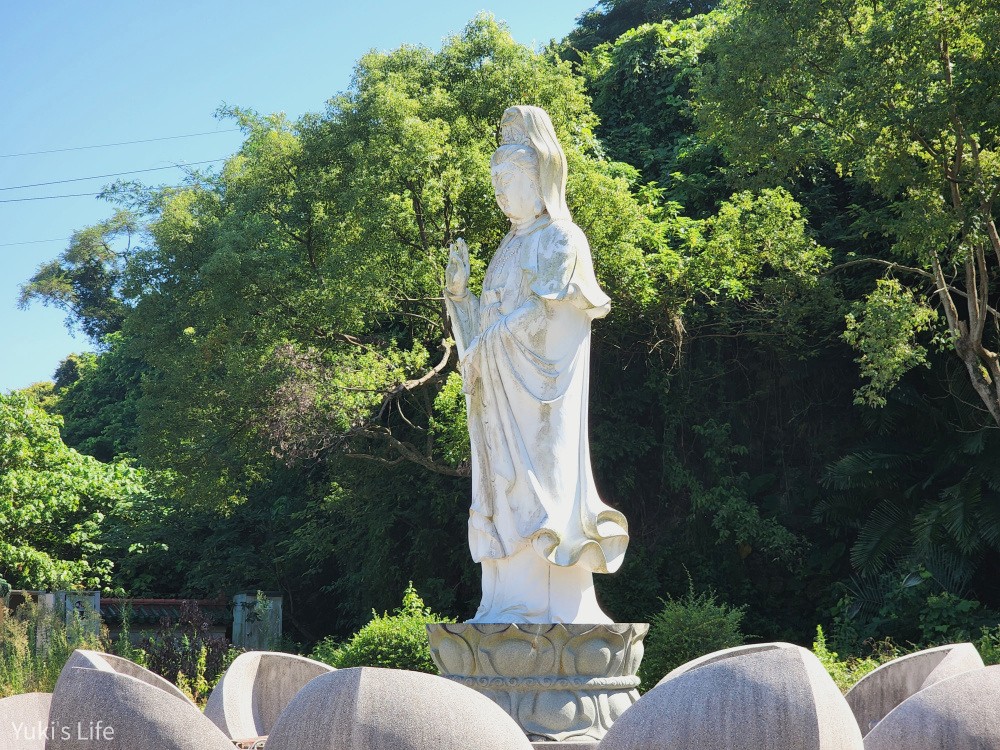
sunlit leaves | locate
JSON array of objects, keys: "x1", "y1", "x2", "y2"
[
  {"x1": 0, "y1": 391, "x2": 146, "y2": 590},
  {"x1": 843, "y1": 279, "x2": 939, "y2": 407}
]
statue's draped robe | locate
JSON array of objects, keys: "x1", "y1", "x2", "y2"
[{"x1": 447, "y1": 217, "x2": 629, "y2": 598}]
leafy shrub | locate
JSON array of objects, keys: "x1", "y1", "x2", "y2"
[
  {"x1": 812, "y1": 625, "x2": 897, "y2": 693},
  {"x1": 141, "y1": 601, "x2": 238, "y2": 704},
  {"x1": 311, "y1": 583, "x2": 453, "y2": 673},
  {"x1": 637, "y1": 584, "x2": 746, "y2": 690},
  {"x1": 0, "y1": 599, "x2": 104, "y2": 697},
  {"x1": 830, "y1": 569, "x2": 1000, "y2": 654},
  {"x1": 918, "y1": 592, "x2": 995, "y2": 644},
  {"x1": 976, "y1": 626, "x2": 1000, "y2": 666}
]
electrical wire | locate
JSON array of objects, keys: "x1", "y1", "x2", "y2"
[
  {"x1": 0, "y1": 129, "x2": 240, "y2": 159},
  {"x1": 0, "y1": 184, "x2": 190, "y2": 204},
  {"x1": 0, "y1": 237, "x2": 68, "y2": 247},
  {"x1": 0, "y1": 191, "x2": 104, "y2": 203},
  {"x1": 0, "y1": 159, "x2": 224, "y2": 192}
]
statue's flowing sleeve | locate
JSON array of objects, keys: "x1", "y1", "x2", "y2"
[
  {"x1": 525, "y1": 220, "x2": 610, "y2": 319},
  {"x1": 445, "y1": 291, "x2": 480, "y2": 361}
]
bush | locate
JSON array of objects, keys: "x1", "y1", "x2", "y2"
[
  {"x1": 141, "y1": 600, "x2": 238, "y2": 704},
  {"x1": 812, "y1": 625, "x2": 897, "y2": 693},
  {"x1": 311, "y1": 583, "x2": 453, "y2": 673},
  {"x1": 829, "y1": 568, "x2": 1000, "y2": 654},
  {"x1": 637, "y1": 584, "x2": 746, "y2": 690},
  {"x1": 976, "y1": 626, "x2": 1000, "y2": 666}
]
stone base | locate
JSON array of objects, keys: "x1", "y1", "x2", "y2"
[{"x1": 427, "y1": 623, "x2": 647, "y2": 743}]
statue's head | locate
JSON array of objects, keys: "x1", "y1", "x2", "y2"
[
  {"x1": 491, "y1": 144, "x2": 544, "y2": 223},
  {"x1": 492, "y1": 106, "x2": 570, "y2": 222}
]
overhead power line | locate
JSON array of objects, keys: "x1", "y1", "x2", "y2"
[
  {"x1": 0, "y1": 129, "x2": 241, "y2": 159},
  {"x1": 0, "y1": 159, "x2": 225, "y2": 192},
  {"x1": 0, "y1": 191, "x2": 106, "y2": 203},
  {"x1": 0, "y1": 237, "x2": 68, "y2": 247},
  {"x1": 0, "y1": 184, "x2": 189, "y2": 204}
]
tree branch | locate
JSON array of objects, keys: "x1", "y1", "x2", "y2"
[{"x1": 827, "y1": 257, "x2": 1000, "y2": 319}]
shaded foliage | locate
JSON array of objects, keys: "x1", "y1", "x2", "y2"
[{"x1": 636, "y1": 583, "x2": 746, "y2": 690}]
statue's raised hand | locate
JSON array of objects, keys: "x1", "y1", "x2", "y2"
[{"x1": 445, "y1": 238, "x2": 471, "y2": 299}]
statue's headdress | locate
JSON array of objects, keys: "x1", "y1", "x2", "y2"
[{"x1": 498, "y1": 106, "x2": 570, "y2": 220}]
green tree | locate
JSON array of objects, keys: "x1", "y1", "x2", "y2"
[
  {"x1": 699, "y1": 0, "x2": 1000, "y2": 425},
  {"x1": 566, "y1": 0, "x2": 720, "y2": 54},
  {"x1": 121, "y1": 14, "x2": 669, "y2": 507},
  {"x1": 581, "y1": 15, "x2": 727, "y2": 214},
  {"x1": 817, "y1": 372, "x2": 1000, "y2": 594},
  {"x1": 0, "y1": 391, "x2": 146, "y2": 590},
  {"x1": 19, "y1": 210, "x2": 137, "y2": 342},
  {"x1": 43, "y1": 334, "x2": 145, "y2": 462}
]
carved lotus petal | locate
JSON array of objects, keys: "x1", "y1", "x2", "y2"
[
  {"x1": 430, "y1": 630, "x2": 477, "y2": 676},
  {"x1": 520, "y1": 689, "x2": 596, "y2": 738},
  {"x1": 624, "y1": 628, "x2": 646, "y2": 676},
  {"x1": 562, "y1": 627, "x2": 625, "y2": 677},
  {"x1": 479, "y1": 628, "x2": 557, "y2": 677}
]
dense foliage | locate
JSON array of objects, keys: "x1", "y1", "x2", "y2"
[
  {"x1": 141, "y1": 601, "x2": 237, "y2": 704},
  {"x1": 11, "y1": 2, "x2": 1000, "y2": 659}
]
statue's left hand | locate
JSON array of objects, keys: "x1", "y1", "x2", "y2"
[{"x1": 445, "y1": 238, "x2": 471, "y2": 299}]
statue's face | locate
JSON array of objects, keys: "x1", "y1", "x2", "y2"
[{"x1": 491, "y1": 161, "x2": 544, "y2": 223}]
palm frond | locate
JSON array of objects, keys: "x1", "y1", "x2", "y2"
[{"x1": 850, "y1": 501, "x2": 908, "y2": 573}]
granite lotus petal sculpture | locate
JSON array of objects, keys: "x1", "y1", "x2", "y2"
[
  {"x1": 0, "y1": 692, "x2": 52, "y2": 750},
  {"x1": 845, "y1": 642, "x2": 984, "y2": 735},
  {"x1": 655, "y1": 642, "x2": 795, "y2": 686},
  {"x1": 863, "y1": 665, "x2": 1000, "y2": 750},
  {"x1": 46, "y1": 666, "x2": 234, "y2": 750},
  {"x1": 204, "y1": 651, "x2": 334, "y2": 739},
  {"x1": 599, "y1": 643, "x2": 863, "y2": 750},
  {"x1": 264, "y1": 667, "x2": 533, "y2": 750},
  {"x1": 56, "y1": 649, "x2": 193, "y2": 705}
]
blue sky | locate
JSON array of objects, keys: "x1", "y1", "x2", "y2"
[{"x1": 0, "y1": 1, "x2": 592, "y2": 393}]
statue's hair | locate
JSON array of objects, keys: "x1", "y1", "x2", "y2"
[{"x1": 490, "y1": 144, "x2": 539, "y2": 175}]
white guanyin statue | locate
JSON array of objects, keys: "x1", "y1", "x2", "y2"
[{"x1": 444, "y1": 105, "x2": 629, "y2": 624}]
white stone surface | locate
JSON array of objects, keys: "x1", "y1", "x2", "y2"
[
  {"x1": 598, "y1": 643, "x2": 863, "y2": 750},
  {"x1": 864, "y1": 665, "x2": 1000, "y2": 749},
  {"x1": 264, "y1": 666, "x2": 533, "y2": 750},
  {"x1": 845, "y1": 642, "x2": 984, "y2": 735},
  {"x1": 444, "y1": 105, "x2": 628, "y2": 624},
  {"x1": 46, "y1": 666, "x2": 233, "y2": 750},
  {"x1": 0, "y1": 692, "x2": 52, "y2": 750},
  {"x1": 204, "y1": 650, "x2": 333, "y2": 739}
]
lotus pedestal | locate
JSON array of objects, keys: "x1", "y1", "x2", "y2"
[{"x1": 427, "y1": 623, "x2": 647, "y2": 747}]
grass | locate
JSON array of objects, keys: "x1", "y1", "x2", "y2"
[{"x1": 0, "y1": 599, "x2": 104, "y2": 697}]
